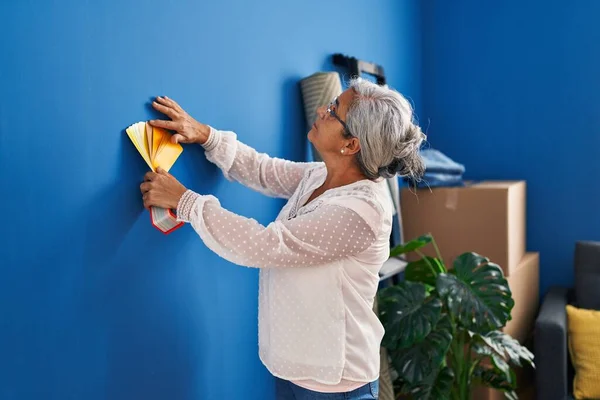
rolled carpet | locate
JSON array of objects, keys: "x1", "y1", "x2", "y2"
[{"x1": 300, "y1": 71, "x2": 343, "y2": 162}]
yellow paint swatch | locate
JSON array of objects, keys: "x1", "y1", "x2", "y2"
[
  {"x1": 125, "y1": 120, "x2": 185, "y2": 235},
  {"x1": 125, "y1": 121, "x2": 183, "y2": 172}
]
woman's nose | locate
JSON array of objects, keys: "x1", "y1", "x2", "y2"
[{"x1": 316, "y1": 105, "x2": 326, "y2": 119}]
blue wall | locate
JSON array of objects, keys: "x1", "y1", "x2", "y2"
[
  {"x1": 0, "y1": 1, "x2": 421, "y2": 399},
  {"x1": 421, "y1": 1, "x2": 600, "y2": 297}
]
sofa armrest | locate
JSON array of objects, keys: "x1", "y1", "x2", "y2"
[{"x1": 534, "y1": 286, "x2": 572, "y2": 400}]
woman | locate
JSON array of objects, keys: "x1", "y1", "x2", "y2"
[{"x1": 140, "y1": 78, "x2": 426, "y2": 400}]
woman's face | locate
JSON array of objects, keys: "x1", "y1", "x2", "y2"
[{"x1": 308, "y1": 88, "x2": 355, "y2": 156}]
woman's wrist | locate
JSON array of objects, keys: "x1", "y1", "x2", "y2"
[
  {"x1": 200, "y1": 126, "x2": 221, "y2": 152},
  {"x1": 195, "y1": 122, "x2": 211, "y2": 145},
  {"x1": 170, "y1": 186, "x2": 188, "y2": 210},
  {"x1": 176, "y1": 189, "x2": 200, "y2": 222}
]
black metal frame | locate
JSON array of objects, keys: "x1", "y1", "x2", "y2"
[{"x1": 332, "y1": 53, "x2": 387, "y2": 85}]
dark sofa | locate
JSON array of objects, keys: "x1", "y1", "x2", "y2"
[{"x1": 534, "y1": 241, "x2": 600, "y2": 400}]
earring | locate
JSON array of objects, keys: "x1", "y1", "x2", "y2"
[{"x1": 341, "y1": 149, "x2": 345, "y2": 154}]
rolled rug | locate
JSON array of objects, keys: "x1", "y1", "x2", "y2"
[{"x1": 300, "y1": 71, "x2": 343, "y2": 162}]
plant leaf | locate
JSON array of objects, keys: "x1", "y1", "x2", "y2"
[
  {"x1": 389, "y1": 234, "x2": 432, "y2": 257},
  {"x1": 389, "y1": 314, "x2": 453, "y2": 384},
  {"x1": 472, "y1": 362, "x2": 518, "y2": 398},
  {"x1": 471, "y1": 331, "x2": 531, "y2": 400},
  {"x1": 378, "y1": 281, "x2": 443, "y2": 350},
  {"x1": 402, "y1": 366, "x2": 454, "y2": 400},
  {"x1": 491, "y1": 353, "x2": 515, "y2": 386},
  {"x1": 405, "y1": 257, "x2": 447, "y2": 286},
  {"x1": 504, "y1": 391, "x2": 518, "y2": 400},
  {"x1": 472, "y1": 331, "x2": 535, "y2": 369},
  {"x1": 436, "y1": 252, "x2": 514, "y2": 332}
]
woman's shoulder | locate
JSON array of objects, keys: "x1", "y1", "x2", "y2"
[
  {"x1": 324, "y1": 180, "x2": 390, "y2": 219},
  {"x1": 323, "y1": 182, "x2": 389, "y2": 236},
  {"x1": 302, "y1": 166, "x2": 393, "y2": 220}
]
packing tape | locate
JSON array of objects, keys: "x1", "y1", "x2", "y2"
[{"x1": 445, "y1": 188, "x2": 459, "y2": 211}]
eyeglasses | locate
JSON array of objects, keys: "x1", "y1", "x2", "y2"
[{"x1": 326, "y1": 97, "x2": 352, "y2": 137}]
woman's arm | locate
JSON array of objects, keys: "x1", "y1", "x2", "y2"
[
  {"x1": 201, "y1": 127, "x2": 320, "y2": 199},
  {"x1": 148, "y1": 96, "x2": 319, "y2": 200},
  {"x1": 176, "y1": 190, "x2": 382, "y2": 268}
]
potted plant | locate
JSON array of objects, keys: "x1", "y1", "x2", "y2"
[{"x1": 377, "y1": 234, "x2": 534, "y2": 400}]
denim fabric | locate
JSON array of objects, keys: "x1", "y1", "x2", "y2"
[
  {"x1": 404, "y1": 148, "x2": 466, "y2": 188},
  {"x1": 419, "y1": 172, "x2": 465, "y2": 188},
  {"x1": 275, "y1": 378, "x2": 379, "y2": 400},
  {"x1": 419, "y1": 148, "x2": 465, "y2": 175}
]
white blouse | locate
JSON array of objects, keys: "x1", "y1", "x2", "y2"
[{"x1": 176, "y1": 127, "x2": 392, "y2": 392}]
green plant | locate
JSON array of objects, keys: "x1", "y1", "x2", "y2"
[{"x1": 377, "y1": 234, "x2": 534, "y2": 400}]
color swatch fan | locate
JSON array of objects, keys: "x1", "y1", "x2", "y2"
[{"x1": 126, "y1": 121, "x2": 184, "y2": 234}]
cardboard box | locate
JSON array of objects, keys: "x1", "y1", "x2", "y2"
[
  {"x1": 504, "y1": 252, "x2": 539, "y2": 343},
  {"x1": 400, "y1": 181, "x2": 526, "y2": 276},
  {"x1": 471, "y1": 252, "x2": 539, "y2": 400}
]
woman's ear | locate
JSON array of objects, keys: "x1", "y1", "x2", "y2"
[{"x1": 345, "y1": 137, "x2": 361, "y2": 155}]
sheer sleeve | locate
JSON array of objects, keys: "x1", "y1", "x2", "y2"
[
  {"x1": 201, "y1": 127, "x2": 321, "y2": 199},
  {"x1": 176, "y1": 190, "x2": 381, "y2": 268}
]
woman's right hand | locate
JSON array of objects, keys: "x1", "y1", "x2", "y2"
[{"x1": 149, "y1": 96, "x2": 210, "y2": 145}]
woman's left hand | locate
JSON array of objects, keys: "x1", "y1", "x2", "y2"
[{"x1": 140, "y1": 167, "x2": 188, "y2": 210}]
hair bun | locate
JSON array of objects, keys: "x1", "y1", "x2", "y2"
[
  {"x1": 378, "y1": 124, "x2": 426, "y2": 180},
  {"x1": 378, "y1": 159, "x2": 402, "y2": 179}
]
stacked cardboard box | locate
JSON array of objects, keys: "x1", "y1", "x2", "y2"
[{"x1": 399, "y1": 181, "x2": 539, "y2": 399}]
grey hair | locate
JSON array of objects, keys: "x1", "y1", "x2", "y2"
[{"x1": 345, "y1": 78, "x2": 426, "y2": 181}]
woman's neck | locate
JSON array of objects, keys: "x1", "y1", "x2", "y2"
[{"x1": 321, "y1": 162, "x2": 371, "y2": 191}]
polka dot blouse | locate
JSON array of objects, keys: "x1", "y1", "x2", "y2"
[{"x1": 176, "y1": 127, "x2": 393, "y2": 389}]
